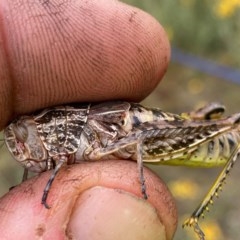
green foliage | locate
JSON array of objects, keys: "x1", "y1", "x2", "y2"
[{"x1": 124, "y1": 0, "x2": 240, "y2": 67}]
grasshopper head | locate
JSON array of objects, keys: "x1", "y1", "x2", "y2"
[{"x1": 4, "y1": 116, "x2": 48, "y2": 173}]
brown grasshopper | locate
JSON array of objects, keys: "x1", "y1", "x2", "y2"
[{"x1": 3, "y1": 101, "x2": 240, "y2": 240}]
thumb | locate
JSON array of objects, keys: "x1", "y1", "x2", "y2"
[{"x1": 0, "y1": 161, "x2": 177, "y2": 240}]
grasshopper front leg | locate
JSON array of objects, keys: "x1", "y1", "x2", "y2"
[{"x1": 41, "y1": 155, "x2": 68, "y2": 209}]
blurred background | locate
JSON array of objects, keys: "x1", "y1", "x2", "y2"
[{"x1": 1, "y1": 0, "x2": 240, "y2": 239}]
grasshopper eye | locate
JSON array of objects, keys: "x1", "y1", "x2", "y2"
[
  {"x1": 121, "y1": 119, "x2": 127, "y2": 126},
  {"x1": 12, "y1": 122, "x2": 29, "y2": 142}
]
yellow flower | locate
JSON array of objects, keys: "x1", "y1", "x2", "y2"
[
  {"x1": 216, "y1": 0, "x2": 240, "y2": 18},
  {"x1": 168, "y1": 178, "x2": 199, "y2": 200}
]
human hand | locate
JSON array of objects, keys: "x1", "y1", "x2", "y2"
[{"x1": 0, "y1": 0, "x2": 177, "y2": 239}]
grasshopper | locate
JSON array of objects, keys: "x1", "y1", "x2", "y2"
[{"x1": 3, "y1": 101, "x2": 240, "y2": 240}]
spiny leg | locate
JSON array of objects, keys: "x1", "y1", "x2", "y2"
[
  {"x1": 191, "y1": 223, "x2": 205, "y2": 240},
  {"x1": 42, "y1": 155, "x2": 67, "y2": 209},
  {"x1": 183, "y1": 144, "x2": 240, "y2": 240},
  {"x1": 47, "y1": 157, "x2": 54, "y2": 170}
]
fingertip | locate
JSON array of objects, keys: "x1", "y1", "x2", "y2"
[
  {"x1": 68, "y1": 187, "x2": 167, "y2": 240},
  {"x1": 0, "y1": 161, "x2": 177, "y2": 239},
  {"x1": 99, "y1": 0, "x2": 171, "y2": 101},
  {"x1": 0, "y1": 0, "x2": 170, "y2": 122}
]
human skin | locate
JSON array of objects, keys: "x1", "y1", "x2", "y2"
[{"x1": 0, "y1": 0, "x2": 177, "y2": 239}]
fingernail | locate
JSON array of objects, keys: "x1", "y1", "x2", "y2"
[{"x1": 67, "y1": 186, "x2": 166, "y2": 240}]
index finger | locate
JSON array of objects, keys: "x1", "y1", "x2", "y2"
[{"x1": 0, "y1": 0, "x2": 170, "y2": 128}]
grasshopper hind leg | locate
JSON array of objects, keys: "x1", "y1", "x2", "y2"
[
  {"x1": 183, "y1": 145, "x2": 240, "y2": 240},
  {"x1": 182, "y1": 102, "x2": 226, "y2": 120}
]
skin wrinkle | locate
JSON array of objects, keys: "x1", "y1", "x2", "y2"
[
  {"x1": 44, "y1": 2, "x2": 105, "y2": 101},
  {"x1": 35, "y1": 7, "x2": 76, "y2": 105},
  {"x1": 74, "y1": 5, "x2": 126, "y2": 95},
  {"x1": 3, "y1": 3, "x2": 39, "y2": 113},
  {"x1": 29, "y1": 2, "x2": 77, "y2": 105},
  {"x1": 0, "y1": 4, "x2": 14, "y2": 126},
  {"x1": 42, "y1": 1, "x2": 117, "y2": 101},
  {"x1": 0, "y1": 0, "x2": 169, "y2": 122},
  {"x1": 109, "y1": 13, "x2": 147, "y2": 89},
  {"x1": 7, "y1": 3, "x2": 29, "y2": 108}
]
